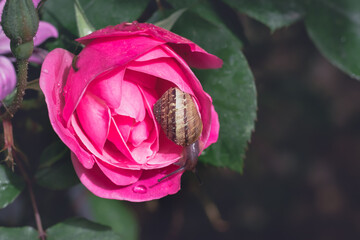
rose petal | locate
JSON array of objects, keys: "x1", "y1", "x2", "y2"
[
  {"x1": 28, "y1": 48, "x2": 48, "y2": 64},
  {"x1": 129, "y1": 140, "x2": 154, "y2": 165},
  {"x1": 62, "y1": 36, "x2": 164, "y2": 123},
  {"x1": 134, "y1": 87, "x2": 160, "y2": 162},
  {"x1": 76, "y1": 24, "x2": 150, "y2": 45},
  {"x1": 128, "y1": 114, "x2": 152, "y2": 147},
  {"x1": 77, "y1": 22, "x2": 223, "y2": 69},
  {"x1": 127, "y1": 57, "x2": 194, "y2": 96},
  {"x1": 110, "y1": 86, "x2": 160, "y2": 166},
  {"x1": 168, "y1": 43, "x2": 223, "y2": 69},
  {"x1": 0, "y1": 56, "x2": 16, "y2": 100},
  {"x1": 102, "y1": 141, "x2": 141, "y2": 169},
  {"x1": 124, "y1": 69, "x2": 158, "y2": 90},
  {"x1": 87, "y1": 68, "x2": 124, "y2": 109},
  {"x1": 0, "y1": 1, "x2": 5, "y2": 17},
  {"x1": 34, "y1": 21, "x2": 58, "y2": 46},
  {"x1": 0, "y1": 30, "x2": 11, "y2": 55},
  {"x1": 32, "y1": 0, "x2": 41, "y2": 7},
  {"x1": 70, "y1": 114, "x2": 141, "y2": 170},
  {"x1": 72, "y1": 152, "x2": 182, "y2": 202},
  {"x1": 109, "y1": 116, "x2": 154, "y2": 165},
  {"x1": 135, "y1": 46, "x2": 171, "y2": 62},
  {"x1": 76, "y1": 91, "x2": 111, "y2": 151},
  {"x1": 114, "y1": 80, "x2": 145, "y2": 122},
  {"x1": 113, "y1": 115, "x2": 134, "y2": 143},
  {"x1": 107, "y1": 118, "x2": 136, "y2": 162},
  {"x1": 128, "y1": 122, "x2": 157, "y2": 165},
  {"x1": 95, "y1": 158, "x2": 142, "y2": 186},
  {"x1": 144, "y1": 129, "x2": 183, "y2": 168},
  {"x1": 39, "y1": 49, "x2": 94, "y2": 169},
  {"x1": 204, "y1": 105, "x2": 220, "y2": 149}
]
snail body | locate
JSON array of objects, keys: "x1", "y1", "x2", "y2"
[
  {"x1": 72, "y1": 55, "x2": 79, "y2": 71},
  {"x1": 153, "y1": 87, "x2": 203, "y2": 181}
]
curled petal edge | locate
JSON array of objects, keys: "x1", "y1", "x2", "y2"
[
  {"x1": 39, "y1": 48, "x2": 95, "y2": 169},
  {"x1": 77, "y1": 22, "x2": 223, "y2": 69},
  {"x1": 72, "y1": 152, "x2": 182, "y2": 202}
]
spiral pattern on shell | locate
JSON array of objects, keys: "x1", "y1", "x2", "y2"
[{"x1": 153, "y1": 87, "x2": 203, "y2": 146}]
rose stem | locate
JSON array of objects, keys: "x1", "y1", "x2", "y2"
[
  {"x1": 15, "y1": 149, "x2": 46, "y2": 240},
  {"x1": 191, "y1": 184, "x2": 229, "y2": 232},
  {"x1": 3, "y1": 120, "x2": 46, "y2": 239},
  {"x1": 156, "y1": 0, "x2": 163, "y2": 10}
]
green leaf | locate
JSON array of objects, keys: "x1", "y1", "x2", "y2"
[
  {"x1": 43, "y1": 0, "x2": 150, "y2": 34},
  {"x1": 169, "y1": 4, "x2": 257, "y2": 172},
  {"x1": 0, "y1": 226, "x2": 38, "y2": 240},
  {"x1": 35, "y1": 158, "x2": 79, "y2": 190},
  {"x1": 80, "y1": 0, "x2": 150, "y2": 30},
  {"x1": 222, "y1": 0, "x2": 305, "y2": 31},
  {"x1": 35, "y1": 142, "x2": 79, "y2": 190},
  {"x1": 88, "y1": 195, "x2": 139, "y2": 240},
  {"x1": 41, "y1": 0, "x2": 78, "y2": 36},
  {"x1": 154, "y1": 8, "x2": 187, "y2": 30},
  {"x1": 38, "y1": 141, "x2": 68, "y2": 169},
  {"x1": 166, "y1": 0, "x2": 243, "y2": 47},
  {"x1": 42, "y1": 0, "x2": 150, "y2": 48},
  {"x1": 305, "y1": 0, "x2": 360, "y2": 80},
  {"x1": 167, "y1": 0, "x2": 231, "y2": 26},
  {"x1": 0, "y1": 165, "x2": 25, "y2": 209},
  {"x1": 75, "y1": 0, "x2": 96, "y2": 37},
  {"x1": 46, "y1": 218, "x2": 122, "y2": 240},
  {"x1": 2, "y1": 89, "x2": 17, "y2": 107}
]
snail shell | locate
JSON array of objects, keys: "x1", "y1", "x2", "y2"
[
  {"x1": 153, "y1": 87, "x2": 203, "y2": 146},
  {"x1": 153, "y1": 87, "x2": 203, "y2": 182}
]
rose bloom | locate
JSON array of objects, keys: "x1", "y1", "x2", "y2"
[{"x1": 40, "y1": 22, "x2": 222, "y2": 201}]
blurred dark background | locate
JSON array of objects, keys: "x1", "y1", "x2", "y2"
[
  {"x1": 133, "y1": 16, "x2": 360, "y2": 240},
  {"x1": 2, "y1": 11, "x2": 360, "y2": 240}
]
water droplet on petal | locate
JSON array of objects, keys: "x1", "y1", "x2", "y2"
[{"x1": 132, "y1": 185, "x2": 147, "y2": 194}]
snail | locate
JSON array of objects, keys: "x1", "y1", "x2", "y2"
[
  {"x1": 72, "y1": 55, "x2": 79, "y2": 72},
  {"x1": 153, "y1": 87, "x2": 203, "y2": 182}
]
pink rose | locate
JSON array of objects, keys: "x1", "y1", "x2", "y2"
[{"x1": 40, "y1": 22, "x2": 222, "y2": 202}]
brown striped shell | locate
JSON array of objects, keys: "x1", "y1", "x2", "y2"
[{"x1": 153, "y1": 87, "x2": 203, "y2": 146}]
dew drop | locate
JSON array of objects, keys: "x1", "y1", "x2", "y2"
[{"x1": 132, "y1": 185, "x2": 147, "y2": 194}]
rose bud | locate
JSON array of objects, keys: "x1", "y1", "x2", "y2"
[
  {"x1": 1, "y1": 0, "x2": 39, "y2": 60},
  {"x1": 40, "y1": 22, "x2": 222, "y2": 202},
  {"x1": 0, "y1": 0, "x2": 59, "y2": 64}
]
